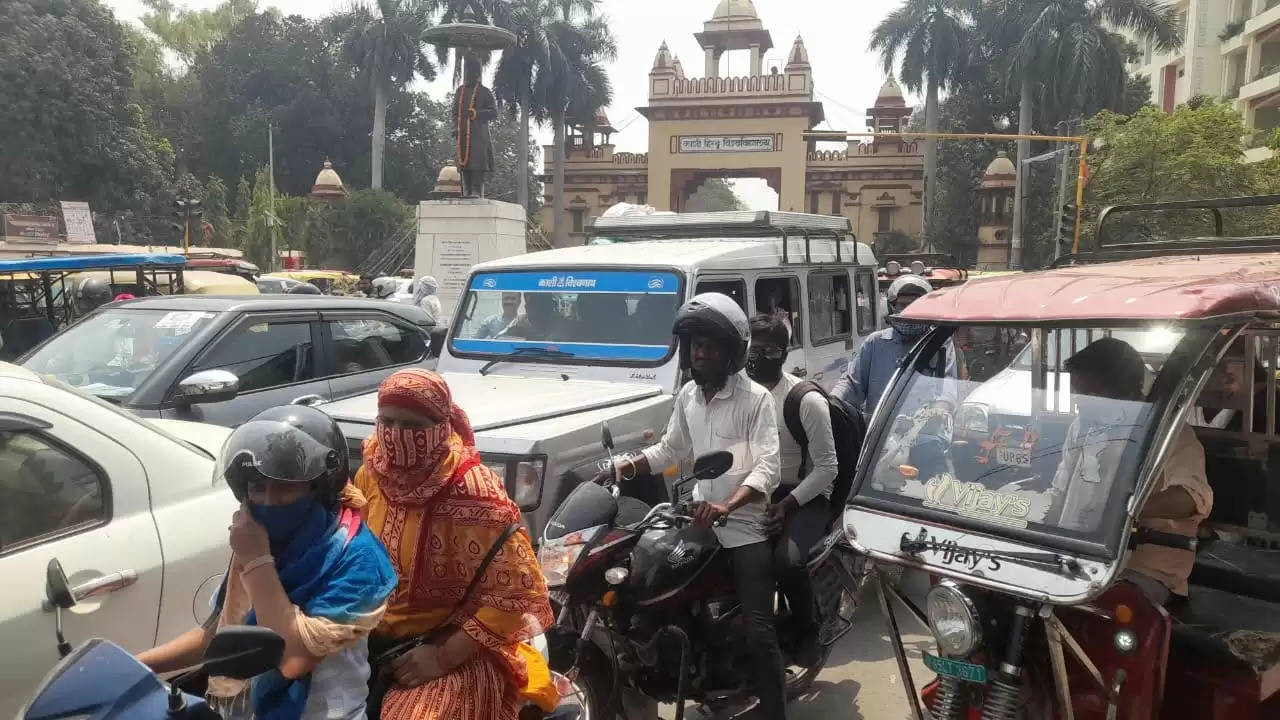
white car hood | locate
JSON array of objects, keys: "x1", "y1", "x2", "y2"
[
  {"x1": 148, "y1": 418, "x2": 233, "y2": 458},
  {"x1": 322, "y1": 371, "x2": 664, "y2": 431}
]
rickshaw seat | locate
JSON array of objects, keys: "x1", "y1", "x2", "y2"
[
  {"x1": 1190, "y1": 540, "x2": 1280, "y2": 603},
  {"x1": 1171, "y1": 583, "x2": 1280, "y2": 690}
]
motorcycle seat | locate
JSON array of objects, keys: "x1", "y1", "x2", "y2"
[
  {"x1": 1190, "y1": 539, "x2": 1280, "y2": 603},
  {"x1": 1171, "y1": 583, "x2": 1280, "y2": 686}
]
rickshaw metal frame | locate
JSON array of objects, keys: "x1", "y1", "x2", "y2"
[{"x1": 0, "y1": 254, "x2": 186, "y2": 329}]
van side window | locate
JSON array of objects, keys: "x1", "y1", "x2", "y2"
[
  {"x1": 855, "y1": 269, "x2": 877, "y2": 335},
  {"x1": 808, "y1": 272, "x2": 851, "y2": 345},
  {"x1": 695, "y1": 279, "x2": 747, "y2": 312},
  {"x1": 755, "y1": 276, "x2": 802, "y2": 348}
]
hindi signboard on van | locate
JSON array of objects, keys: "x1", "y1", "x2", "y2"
[{"x1": 676, "y1": 134, "x2": 776, "y2": 153}]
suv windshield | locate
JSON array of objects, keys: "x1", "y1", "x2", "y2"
[
  {"x1": 859, "y1": 325, "x2": 1186, "y2": 555},
  {"x1": 22, "y1": 308, "x2": 220, "y2": 400},
  {"x1": 450, "y1": 269, "x2": 682, "y2": 365}
]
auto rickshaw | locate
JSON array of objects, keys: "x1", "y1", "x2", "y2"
[
  {"x1": 184, "y1": 254, "x2": 260, "y2": 283},
  {"x1": 845, "y1": 195, "x2": 1280, "y2": 720},
  {"x1": 262, "y1": 269, "x2": 359, "y2": 295}
]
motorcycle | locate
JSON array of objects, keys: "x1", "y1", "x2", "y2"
[{"x1": 538, "y1": 425, "x2": 869, "y2": 720}]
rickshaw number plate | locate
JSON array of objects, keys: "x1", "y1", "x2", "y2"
[
  {"x1": 995, "y1": 446, "x2": 1031, "y2": 467},
  {"x1": 923, "y1": 652, "x2": 988, "y2": 683}
]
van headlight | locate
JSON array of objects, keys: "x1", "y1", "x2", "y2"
[
  {"x1": 958, "y1": 403, "x2": 989, "y2": 434},
  {"x1": 926, "y1": 581, "x2": 982, "y2": 657},
  {"x1": 484, "y1": 455, "x2": 546, "y2": 511}
]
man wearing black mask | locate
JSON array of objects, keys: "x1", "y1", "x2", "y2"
[{"x1": 746, "y1": 313, "x2": 838, "y2": 667}]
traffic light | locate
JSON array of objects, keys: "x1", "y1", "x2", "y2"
[
  {"x1": 173, "y1": 199, "x2": 203, "y2": 251},
  {"x1": 1059, "y1": 203, "x2": 1077, "y2": 253}
]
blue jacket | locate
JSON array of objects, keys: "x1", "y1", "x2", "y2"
[{"x1": 832, "y1": 327, "x2": 956, "y2": 416}]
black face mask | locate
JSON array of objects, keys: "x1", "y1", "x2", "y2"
[{"x1": 745, "y1": 346, "x2": 785, "y2": 385}]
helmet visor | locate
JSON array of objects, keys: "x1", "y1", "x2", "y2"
[{"x1": 215, "y1": 420, "x2": 337, "y2": 497}]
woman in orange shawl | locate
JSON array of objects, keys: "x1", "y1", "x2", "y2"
[{"x1": 354, "y1": 368, "x2": 557, "y2": 719}]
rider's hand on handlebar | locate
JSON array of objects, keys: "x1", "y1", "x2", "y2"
[
  {"x1": 764, "y1": 495, "x2": 798, "y2": 536},
  {"x1": 691, "y1": 501, "x2": 730, "y2": 528}
]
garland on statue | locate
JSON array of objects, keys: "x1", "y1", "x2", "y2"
[{"x1": 456, "y1": 82, "x2": 480, "y2": 168}]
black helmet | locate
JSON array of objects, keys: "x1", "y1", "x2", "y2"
[
  {"x1": 76, "y1": 277, "x2": 113, "y2": 311},
  {"x1": 287, "y1": 282, "x2": 322, "y2": 295},
  {"x1": 672, "y1": 292, "x2": 750, "y2": 374},
  {"x1": 216, "y1": 405, "x2": 348, "y2": 508}
]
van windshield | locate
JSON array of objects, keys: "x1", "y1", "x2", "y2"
[
  {"x1": 450, "y1": 269, "x2": 683, "y2": 365},
  {"x1": 857, "y1": 325, "x2": 1187, "y2": 555}
]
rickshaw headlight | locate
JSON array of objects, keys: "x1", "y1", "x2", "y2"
[
  {"x1": 958, "y1": 403, "x2": 989, "y2": 434},
  {"x1": 926, "y1": 581, "x2": 982, "y2": 657}
]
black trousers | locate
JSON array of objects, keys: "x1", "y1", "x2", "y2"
[
  {"x1": 772, "y1": 492, "x2": 829, "y2": 641},
  {"x1": 727, "y1": 539, "x2": 788, "y2": 719}
]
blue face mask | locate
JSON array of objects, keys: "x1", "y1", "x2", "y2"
[{"x1": 249, "y1": 496, "x2": 327, "y2": 556}]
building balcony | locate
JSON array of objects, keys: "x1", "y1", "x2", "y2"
[
  {"x1": 1221, "y1": 27, "x2": 1248, "y2": 56},
  {"x1": 541, "y1": 144, "x2": 649, "y2": 171},
  {"x1": 1240, "y1": 64, "x2": 1280, "y2": 100},
  {"x1": 1245, "y1": 1, "x2": 1280, "y2": 39},
  {"x1": 1245, "y1": 145, "x2": 1275, "y2": 162}
]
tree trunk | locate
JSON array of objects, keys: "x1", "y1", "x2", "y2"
[
  {"x1": 552, "y1": 110, "x2": 566, "y2": 247},
  {"x1": 517, "y1": 82, "x2": 530, "y2": 213},
  {"x1": 1010, "y1": 77, "x2": 1033, "y2": 269},
  {"x1": 372, "y1": 83, "x2": 387, "y2": 191},
  {"x1": 923, "y1": 76, "x2": 939, "y2": 252}
]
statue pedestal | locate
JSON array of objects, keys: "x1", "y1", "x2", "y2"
[{"x1": 416, "y1": 198, "x2": 526, "y2": 324}]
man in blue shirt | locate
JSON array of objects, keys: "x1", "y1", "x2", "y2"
[{"x1": 833, "y1": 274, "x2": 956, "y2": 417}]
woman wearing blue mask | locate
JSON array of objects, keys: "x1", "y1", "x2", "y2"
[{"x1": 139, "y1": 405, "x2": 397, "y2": 720}]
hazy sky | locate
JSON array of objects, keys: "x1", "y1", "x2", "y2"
[{"x1": 104, "y1": 0, "x2": 916, "y2": 208}]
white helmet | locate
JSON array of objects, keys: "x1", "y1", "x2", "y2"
[
  {"x1": 672, "y1": 292, "x2": 750, "y2": 373},
  {"x1": 887, "y1": 274, "x2": 933, "y2": 303}
]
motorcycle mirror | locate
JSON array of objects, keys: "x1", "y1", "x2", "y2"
[
  {"x1": 692, "y1": 451, "x2": 733, "y2": 480},
  {"x1": 601, "y1": 423, "x2": 614, "y2": 452},
  {"x1": 201, "y1": 626, "x2": 285, "y2": 680},
  {"x1": 45, "y1": 559, "x2": 75, "y2": 610}
]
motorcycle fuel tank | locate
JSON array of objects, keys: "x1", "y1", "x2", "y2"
[
  {"x1": 627, "y1": 524, "x2": 721, "y2": 605},
  {"x1": 545, "y1": 481, "x2": 618, "y2": 542}
]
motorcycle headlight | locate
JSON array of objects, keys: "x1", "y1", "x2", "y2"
[
  {"x1": 958, "y1": 403, "x2": 989, "y2": 434},
  {"x1": 537, "y1": 531, "x2": 590, "y2": 588},
  {"x1": 926, "y1": 581, "x2": 982, "y2": 657},
  {"x1": 485, "y1": 455, "x2": 546, "y2": 511}
]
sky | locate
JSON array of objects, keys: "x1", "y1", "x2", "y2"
[{"x1": 104, "y1": 0, "x2": 916, "y2": 208}]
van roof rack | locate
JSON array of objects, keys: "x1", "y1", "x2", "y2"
[
  {"x1": 586, "y1": 210, "x2": 854, "y2": 265},
  {"x1": 1055, "y1": 194, "x2": 1280, "y2": 267}
]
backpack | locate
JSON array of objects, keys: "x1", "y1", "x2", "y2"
[{"x1": 783, "y1": 380, "x2": 867, "y2": 523}]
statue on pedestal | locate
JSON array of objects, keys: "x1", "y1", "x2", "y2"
[{"x1": 453, "y1": 53, "x2": 497, "y2": 198}]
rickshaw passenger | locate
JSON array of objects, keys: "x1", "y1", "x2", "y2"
[{"x1": 1048, "y1": 338, "x2": 1212, "y2": 604}]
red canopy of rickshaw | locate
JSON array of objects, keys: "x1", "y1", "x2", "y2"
[{"x1": 902, "y1": 252, "x2": 1280, "y2": 324}]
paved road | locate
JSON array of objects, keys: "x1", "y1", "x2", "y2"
[{"x1": 659, "y1": 573, "x2": 936, "y2": 720}]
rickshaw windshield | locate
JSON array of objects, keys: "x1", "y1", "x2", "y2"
[{"x1": 859, "y1": 324, "x2": 1186, "y2": 555}]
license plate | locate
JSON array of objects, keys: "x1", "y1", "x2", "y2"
[
  {"x1": 995, "y1": 446, "x2": 1031, "y2": 467},
  {"x1": 923, "y1": 652, "x2": 988, "y2": 683}
]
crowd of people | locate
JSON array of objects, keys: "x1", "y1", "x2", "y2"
[{"x1": 126, "y1": 272, "x2": 1223, "y2": 720}]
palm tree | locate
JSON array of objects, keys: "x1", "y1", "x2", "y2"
[
  {"x1": 492, "y1": 0, "x2": 558, "y2": 214},
  {"x1": 343, "y1": 0, "x2": 436, "y2": 190},
  {"x1": 869, "y1": 0, "x2": 977, "y2": 244},
  {"x1": 1003, "y1": 0, "x2": 1182, "y2": 266}
]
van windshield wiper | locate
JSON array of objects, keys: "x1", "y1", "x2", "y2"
[
  {"x1": 479, "y1": 347, "x2": 577, "y2": 376},
  {"x1": 899, "y1": 529, "x2": 1085, "y2": 577}
]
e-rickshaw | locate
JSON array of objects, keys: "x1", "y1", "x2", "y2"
[
  {"x1": 0, "y1": 253, "x2": 186, "y2": 358},
  {"x1": 845, "y1": 195, "x2": 1280, "y2": 720},
  {"x1": 262, "y1": 269, "x2": 359, "y2": 295}
]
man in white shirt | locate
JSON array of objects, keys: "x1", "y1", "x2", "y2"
[
  {"x1": 747, "y1": 313, "x2": 838, "y2": 667},
  {"x1": 614, "y1": 293, "x2": 787, "y2": 719}
]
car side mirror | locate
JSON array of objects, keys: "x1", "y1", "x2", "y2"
[
  {"x1": 45, "y1": 558, "x2": 75, "y2": 610},
  {"x1": 692, "y1": 451, "x2": 733, "y2": 480},
  {"x1": 202, "y1": 626, "x2": 284, "y2": 680},
  {"x1": 175, "y1": 369, "x2": 240, "y2": 405}
]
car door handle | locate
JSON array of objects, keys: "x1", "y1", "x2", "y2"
[
  {"x1": 43, "y1": 569, "x2": 137, "y2": 611},
  {"x1": 791, "y1": 367, "x2": 807, "y2": 377},
  {"x1": 291, "y1": 394, "x2": 325, "y2": 407}
]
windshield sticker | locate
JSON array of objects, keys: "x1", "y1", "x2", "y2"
[
  {"x1": 923, "y1": 473, "x2": 1032, "y2": 529},
  {"x1": 470, "y1": 271, "x2": 679, "y2": 294},
  {"x1": 154, "y1": 311, "x2": 214, "y2": 330}
]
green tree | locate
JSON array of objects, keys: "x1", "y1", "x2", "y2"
[
  {"x1": 869, "y1": 0, "x2": 977, "y2": 243},
  {"x1": 685, "y1": 179, "x2": 745, "y2": 212},
  {"x1": 0, "y1": 0, "x2": 173, "y2": 213},
  {"x1": 202, "y1": 175, "x2": 232, "y2": 247},
  {"x1": 875, "y1": 230, "x2": 918, "y2": 256},
  {"x1": 1004, "y1": 0, "x2": 1182, "y2": 266},
  {"x1": 340, "y1": 0, "x2": 435, "y2": 191},
  {"x1": 139, "y1": 0, "x2": 261, "y2": 65}
]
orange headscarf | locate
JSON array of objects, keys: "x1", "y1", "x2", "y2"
[{"x1": 364, "y1": 369, "x2": 477, "y2": 505}]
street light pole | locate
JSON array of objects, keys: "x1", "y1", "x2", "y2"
[{"x1": 268, "y1": 122, "x2": 278, "y2": 272}]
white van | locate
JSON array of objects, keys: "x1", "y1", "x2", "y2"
[{"x1": 323, "y1": 211, "x2": 882, "y2": 537}]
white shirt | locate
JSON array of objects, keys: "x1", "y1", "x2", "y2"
[
  {"x1": 418, "y1": 294, "x2": 443, "y2": 325},
  {"x1": 769, "y1": 373, "x2": 839, "y2": 506},
  {"x1": 642, "y1": 371, "x2": 781, "y2": 548}
]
